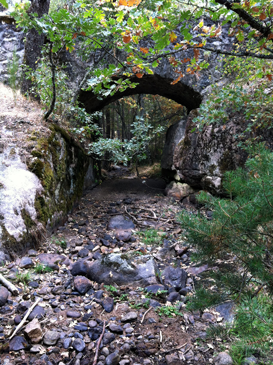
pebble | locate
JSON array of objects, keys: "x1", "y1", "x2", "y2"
[
  {"x1": 109, "y1": 323, "x2": 123, "y2": 333},
  {"x1": 9, "y1": 336, "x2": 28, "y2": 351},
  {"x1": 43, "y1": 330, "x2": 60, "y2": 345},
  {"x1": 28, "y1": 305, "x2": 45, "y2": 320},
  {"x1": 63, "y1": 338, "x2": 72, "y2": 349},
  {"x1": 89, "y1": 320, "x2": 98, "y2": 327},
  {"x1": 67, "y1": 310, "x2": 81, "y2": 318},
  {"x1": 214, "y1": 352, "x2": 233, "y2": 365},
  {"x1": 74, "y1": 276, "x2": 93, "y2": 294},
  {"x1": 19, "y1": 256, "x2": 34, "y2": 268},
  {"x1": 72, "y1": 338, "x2": 86, "y2": 352},
  {"x1": 0, "y1": 286, "x2": 9, "y2": 307},
  {"x1": 105, "y1": 351, "x2": 120, "y2": 365},
  {"x1": 102, "y1": 297, "x2": 114, "y2": 313},
  {"x1": 121, "y1": 312, "x2": 138, "y2": 322},
  {"x1": 101, "y1": 347, "x2": 110, "y2": 356}
]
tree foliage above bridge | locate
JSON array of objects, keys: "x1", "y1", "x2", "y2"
[{"x1": 11, "y1": 0, "x2": 273, "y2": 97}]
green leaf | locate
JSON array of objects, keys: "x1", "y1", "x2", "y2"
[{"x1": 0, "y1": 0, "x2": 8, "y2": 8}]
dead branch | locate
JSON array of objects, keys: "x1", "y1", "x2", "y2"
[
  {"x1": 9, "y1": 297, "x2": 41, "y2": 339},
  {"x1": 0, "y1": 273, "x2": 19, "y2": 296},
  {"x1": 141, "y1": 306, "x2": 152, "y2": 324},
  {"x1": 93, "y1": 320, "x2": 106, "y2": 365}
]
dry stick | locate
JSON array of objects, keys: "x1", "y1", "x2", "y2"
[
  {"x1": 141, "y1": 306, "x2": 152, "y2": 324},
  {"x1": 0, "y1": 273, "x2": 19, "y2": 295},
  {"x1": 93, "y1": 320, "x2": 106, "y2": 365},
  {"x1": 9, "y1": 297, "x2": 41, "y2": 340},
  {"x1": 161, "y1": 342, "x2": 188, "y2": 354}
]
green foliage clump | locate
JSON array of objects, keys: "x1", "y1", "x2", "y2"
[
  {"x1": 15, "y1": 271, "x2": 32, "y2": 285},
  {"x1": 137, "y1": 228, "x2": 164, "y2": 245},
  {"x1": 33, "y1": 263, "x2": 53, "y2": 274},
  {"x1": 180, "y1": 143, "x2": 273, "y2": 298},
  {"x1": 156, "y1": 305, "x2": 183, "y2": 318}
]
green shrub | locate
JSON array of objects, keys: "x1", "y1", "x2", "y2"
[{"x1": 180, "y1": 143, "x2": 273, "y2": 298}]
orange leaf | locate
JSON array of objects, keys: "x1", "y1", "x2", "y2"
[
  {"x1": 252, "y1": 6, "x2": 259, "y2": 12},
  {"x1": 119, "y1": 0, "x2": 127, "y2": 5},
  {"x1": 169, "y1": 56, "x2": 178, "y2": 66},
  {"x1": 186, "y1": 67, "x2": 191, "y2": 72},
  {"x1": 80, "y1": 32, "x2": 86, "y2": 36},
  {"x1": 72, "y1": 33, "x2": 78, "y2": 39},
  {"x1": 259, "y1": 12, "x2": 266, "y2": 20},
  {"x1": 266, "y1": 74, "x2": 272, "y2": 81},
  {"x1": 140, "y1": 47, "x2": 149, "y2": 54},
  {"x1": 171, "y1": 73, "x2": 183, "y2": 85},
  {"x1": 66, "y1": 46, "x2": 69, "y2": 51},
  {"x1": 127, "y1": 0, "x2": 141, "y2": 6},
  {"x1": 169, "y1": 31, "x2": 177, "y2": 43},
  {"x1": 136, "y1": 72, "x2": 143, "y2": 78},
  {"x1": 123, "y1": 33, "x2": 132, "y2": 44},
  {"x1": 136, "y1": 29, "x2": 143, "y2": 37},
  {"x1": 267, "y1": 33, "x2": 273, "y2": 40}
]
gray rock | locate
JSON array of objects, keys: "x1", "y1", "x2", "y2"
[
  {"x1": 161, "y1": 118, "x2": 187, "y2": 171},
  {"x1": 71, "y1": 260, "x2": 90, "y2": 276},
  {"x1": 0, "y1": 251, "x2": 6, "y2": 265},
  {"x1": 162, "y1": 266, "x2": 187, "y2": 290},
  {"x1": 101, "y1": 347, "x2": 110, "y2": 356},
  {"x1": 103, "y1": 332, "x2": 116, "y2": 345},
  {"x1": 115, "y1": 229, "x2": 132, "y2": 242},
  {"x1": 242, "y1": 356, "x2": 258, "y2": 365},
  {"x1": 72, "y1": 338, "x2": 85, "y2": 352},
  {"x1": 145, "y1": 284, "x2": 166, "y2": 294},
  {"x1": 165, "y1": 352, "x2": 181, "y2": 365},
  {"x1": 67, "y1": 311, "x2": 81, "y2": 318},
  {"x1": 63, "y1": 338, "x2": 72, "y2": 349},
  {"x1": 121, "y1": 311, "x2": 138, "y2": 322},
  {"x1": 108, "y1": 215, "x2": 135, "y2": 230},
  {"x1": 165, "y1": 182, "x2": 194, "y2": 200},
  {"x1": 19, "y1": 257, "x2": 34, "y2": 268},
  {"x1": 109, "y1": 323, "x2": 123, "y2": 334},
  {"x1": 214, "y1": 352, "x2": 233, "y2": 365},
  {"x1": 24, "y1": 318, "x2": 43, "y2": 344},
  {"x1": 74, "y1": 276, "x2": 92, "y2": 294},
  {"x1": 166, "y1": 292, "x2": 181, "y2": 303},
  {"x1": 9, "y1": 336, "x2": 29, "y2": 351},
  {"x1": 0, "y1": 286, "x2": 9, "y2": 306},
  {"x1": 215, "y1": 301, "x2": 235, "y2": 323},
  {"x1": 105, "y1": 352, "x2": 120, "y2": 365},
  {"x1": 28, "y1": 249, "x2": 38, "y2": 256},
  {"x1": 28, "y1": 305, "x2": 45, "y2": 320},
  {"x1": 102, "y1": 297, "x2": 114, "y2": 313},
  {"x1": 37, "y1": 254, "x2": 66, "y2": 270},
  {"x1": 43, "y1": 330, "x2": 60, "y2": 346},
  {"x1": 87, "y1": 253, "x2": 159, "y2": 286}
]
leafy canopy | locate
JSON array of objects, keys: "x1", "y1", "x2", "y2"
[{"x1": 11, "y1": 0, "x2": 273, "y2": 95}]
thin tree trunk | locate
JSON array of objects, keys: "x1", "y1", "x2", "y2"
[{"x1": 21, "y1": 0, "x2": 51, "y2": 98}]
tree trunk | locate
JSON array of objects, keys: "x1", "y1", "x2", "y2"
[{"x1": 21, "y1": 0, "x2": 51, "y2": 98}]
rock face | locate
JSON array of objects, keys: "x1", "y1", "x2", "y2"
[
  {"x1": 164, "y1": 181, "x2": 194, "y2": 200},
  {"x1": 161, "y1": 118, "x2": 187, "y2": 173},
  {"x1": 0, "y1": 123, "x2": 97, "y2": 254},
  {"x1": 86, "y1": 253, "x2": 159, "y2": 286}
]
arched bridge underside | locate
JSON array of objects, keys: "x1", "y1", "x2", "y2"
[{"x1": 78, "y1": 74, "x2": 203, "y2": 113}]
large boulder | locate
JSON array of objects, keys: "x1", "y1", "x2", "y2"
[
  {"x1": 87, "y1": 253, "x2": 159, "y2": 286},
  {"x1": 171, "y1": 110, "x2": 273, "y2": 194}
]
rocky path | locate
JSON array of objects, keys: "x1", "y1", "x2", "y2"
[{"x1": 0, "y1": 171, "x2": 232, "y2": 365}]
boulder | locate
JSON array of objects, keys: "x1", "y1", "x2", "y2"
[
  {"x1": 164, "y1": 181, "x2": 194, "y2": 200},
  {"x1": 87, "y1": 253, "x2": 159, "y2": 286},
  {"x1": 37, "y1": 253, "x2": 66, "y2": 270}
]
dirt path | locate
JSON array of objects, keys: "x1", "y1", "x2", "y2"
[{"x1": 0, "y1": 170, "x2": 227, "y2": 365}]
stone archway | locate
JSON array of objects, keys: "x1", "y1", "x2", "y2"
[{"x1": 78, "y1": 74, "x2": 202, "y2": 113}]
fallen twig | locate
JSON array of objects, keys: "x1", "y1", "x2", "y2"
[
  {"x1": 161, "y1": 342, "x2": 188, "y2": 354},
  {"x1": 93, "y1": 320, "x2": 106, "y2": 365},
  {"x1": 124, "y1": 206, "x2": 139, "y2": 225},
  {"x1": 0, "y1": 273, "x2": 19, "y2": 296},
  {"x1": 141, "y1": 306, "x2": 152, "y2": 324},
  {"x1": 9, "y1": 297, "x2": 41, "y2": 339}
]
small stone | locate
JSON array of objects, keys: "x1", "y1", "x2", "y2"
[
  {"x1": 78, "y1": 249, "x2": 89, "y2": 258},
  {"x1": 115, "y1": 230, "x2": 131, "y2": 242},
  {"x1": 74, "y1": 276, "x2": 93, "y2": 294},
  {"x1": 43, "y1": 330, "x2": 60, "y2": 346},
  {"x1": 72, "y1": 338, "x2": 85, "y2": 352},
  {"x1": 24, "y1": 318, "x2": 43, "y2": 343},
  {"x1": 17, "y1": 301, "x2": 31, "y2": 313},
  {"x1": 9, "y1": 336, "x2": 28, "y2": 351},
  {"x1": 109, "y1": 323, "x2": 123, "y2": 334},
  {"x1": 120, "y1": 343, "x2": 131, "y2": 354},
  {"x1": 28, "y1": 281, "x2": 39, "y2": 289},
  {"x1": 88, "y1": 320, "x2": 97, "y2": 327},
  {"x1": 67, "y1": 311, "x2": 81, "y2": 318},
  {"x1": 119, "y1": 360, "x2": 130, "y2": 365},
  {"x1": 0, "y1": 286, "x2": 9, "y2": 307},
  {"x1": 105, "y1": 352, "x2": 120, "y2": 365},
  {"x1": 165, "y1": 352, "x2": 181, "y2": 365},
  {"x1": 145, "y1": 284, "x2": 165, "y2": 294},
  {"x1": 166, "y1": 292, "x2": 181, "y2": 303},
  {"x1": 93, "y1": 251, "x2": 102, "y2": 260},
  {"x1": 101, "y1": 347, "x2": 110, "y2": 356},
  {"x1": 63, "y1": 338, "x2": 72, "y2": 349},
  {"x1": 14, "y1": 314, "x2": 22, "y2": 325},
  {"x1": 30, "y1": 344, "x2": 45, "y2": 353},
  {"x1": 214, "y1": 352, "x2": 233, "y2": 365},
  {"x1": 19, "y1": 257, "x2": 34, "y2": 268},
  {"x1": 202, "y1": 312, "x2": 215, "y2": 323},
  {"x1": 28, "y1": 249, "x2": 38, "y2": 256},
  {"x1": 94, "y1": 290, "x2": 104, "y2": 299},
  {"x1": 28, "y1": 305, "x2": 45, "y2": 320},
  {"x1": 102, "y1": 297, "x2": 114, "y2": 313},
  {"x1": 125, "y1": 327, "x2": 134, "y2": 334},
  {"x1": 103, "y1": 332, "x2": 115, "y2": 345},
  {"x1": 121, "y1": 311, "x2": 138, "y2": 322},
  {"x1": 242, "y1": 356, "x2": 258, "y2": 365}
]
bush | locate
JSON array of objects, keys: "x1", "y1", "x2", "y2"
[{"x1": 180, "y1": 143, "x2": 273, "y2": 298}]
